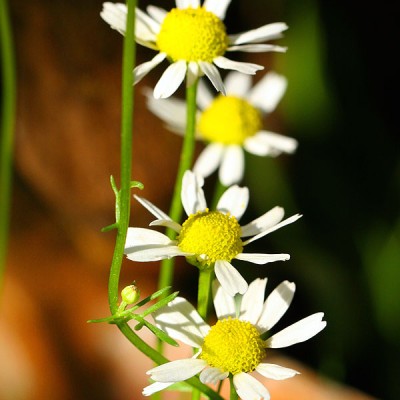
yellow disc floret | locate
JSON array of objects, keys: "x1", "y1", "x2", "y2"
[
  {"x1": 200, "y1": 318, "x2": 266, "y2": 375},
  {"x1": 198, "y1": 95, "x2": 262, "y2": 145},
  {"x1": 177, "y1": 210, "x2": 243, "y2": 267},
  {"x1": 156, "y1": 7, "x2": 228, "y2": 62}
]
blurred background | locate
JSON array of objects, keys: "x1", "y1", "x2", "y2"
[{"x1": 1, "y1": 0, "x2": 398, "y2": 399}]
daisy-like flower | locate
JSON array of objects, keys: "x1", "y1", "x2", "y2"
[
  {"x1": 143, "y1": 278, "x2": 327, "y2": 399},
  {"x1": 125, "y1": 170, "x2": 301, "y2": 296},
  {"x1": 146, "y1": 71, "x2": 298, "y2": 185},
  {"x1": 100, "y1": 0, "x2": 288, "y2": 98}
]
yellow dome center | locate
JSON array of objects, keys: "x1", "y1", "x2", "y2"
[
  {"x1": 198, "y1": 95, "x2": 262, "y2": 145},
  {"x1": 156, "y1": 7, "x2": 228, "y2": 63},
  {"x1": 200, "y1": 318, "x2": 266, "y2": 375},
  {"x1": 177, "y1": 210, "x2": 243, "y2": 267}
]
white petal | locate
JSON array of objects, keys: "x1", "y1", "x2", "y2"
[
  {"x1": 214, "y1": 260, "x2": 248, "y2": 296},
  {"x1": 224, "y1": 71, "x2": 252, "y2": 97},
  {"x1": 219, "y1": 145, "x2": 245, "y2": 186},
  {"x1": 197, "y1": 78, "x2": 214, "y2": 110},
  {"x1": 125, "y1": 227, "x2": 172, "y2": 249},
  {"x1": 235, "y1": 253, "x2": 290, "y2": 264},
  {"x1": 229, "y1": 22, "x2": 288, "y2": 45},
  {"x1": 248, "y1": 72, "x2": 287, "y2": 113},
  {"x1": 240, "y1": 278, "x2": 267, "y2": 325},
  {"x1": 126, "y1": 245, "x2": 188, "y2": 262},
  {"x1": 187, "y1": 61, "x2": 201, "y2": 87},
  {"x1": 146, "y1": 5, "x2": 167, "y2": 24},
  {"x1": 212, "y1": 280, "x2": 236, "y2": 319},
  {"x1": 245, "y1": 131, "x2": 298, "y2": 156},
  {"x1": 214, "y1": 56, "x2": 263, "y2": 75},
  {"x1": 200, "y1": 367, "x2": 229, "y2": 385},
  {"x1": 176, "y1": 0, "x2": 200, "y2": 9},
  {"x1": 233, "y1": 372, "x2": 270, "y2": 400},
  {"x1": 153, "y1": 297, "x2": 210, "y2": 347},
  {"x1": 228, "y1": 44, "x2": 287, "y2": 53},
  {"x1": 203, "y1": 0, "x2": 231, "y2": 19},
  {"x1": 154, "y1": 60, "x2": 187, "y2": 99},
  {"x1": 134, "y1": 52, "x2": 167, "y2": 84},
  {"x1": 149, "y1": 219, "x2": 182, "y2": 233},
  {"x1": 257, "y1": 281, "x2": 295, "y2": 332},
  {"x1": 148, "y1": 358, "x2": 207, "y2": 382},
  {"x1": 241, "y1": 206, "x2": 284, "y2": 237},
  {"x1": 243, "y1": 214, "x2": 302, "y2": 246},
  {"x1": 198, "y1": 62, "x2": 226, "y2": 95},
  {"x1": 193, "y1": 143, "x2": 224, "y2": 180},
  {"x1": 134, "y1": 194, "x2": 172, "y2": 221},
  {"x1": 256, "y1": 363, "x2": 299, "y2": 380},
  {"x1": 266, "y1": 313, "x2": 326, "y2": 348},
  {"x1": 135, "y1": 7, "x2": 161, "y2": 36},
  {"x1": 143, "y1": 381, "x2": 174, "y2": 396},
  {"x1": 181, "y1": 170, "x2": 207, "y2": 216},
  {"x1": 217, "y1": 184, "x2": 249, "y2": 220},
  {"x1": 100, "y1": 3, "x2": 127, "y2": 34}
]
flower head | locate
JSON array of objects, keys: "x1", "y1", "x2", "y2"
[
  {"x1": 146, "y1": 71, "x2": 298, "y2": 185},
  {"x1": 125, "y1": 170, "x2": 301, "y2": 296},
  {"x1": 101, "y1": 1, "x2": 288, "y2": 98},
  {"x1": 143, "y1": 278, "x2": 327, "y2": 399}
]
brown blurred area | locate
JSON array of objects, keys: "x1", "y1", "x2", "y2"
[{"x1": 0, "y1": 0, "x2": 377, "y2": 399}]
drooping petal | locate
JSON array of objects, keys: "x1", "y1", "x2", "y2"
[
  {"x1": 134, "y1": 52, "x2": 167, "y2": 84},
  {"x1": 198, "y1": 61, "x2": 226, "y2": 95},
  {"x1": 193, "y1": 143, "x2": 224, "y2": 180},
  {"x1": 147, "y1": 358, "x2": 207, "y2": 382},
  {"x1": 126, "y1": 244, "x2": 188, "y2": 262},
  {"x1": 229, "y1": 22, "x2": 288, "y2": 45},
  {"x1": 134, "y1": 195, "x2": 172, "y2": 221},
  {"x1": 142, "y1": 381, "x2": 174, "y2": 396},
  {"x1": 224, "y1": 71, "x2": 252, "y2": 97},
  {"x1": 266, "y1": 313, "x2": 326, "y2": 349},
  {"x1": 125, "y1": 227, "x2": 172, "y2": 250},
  {"x1": 203, "y1": 0, "x2": 231, "y2": 20},
  {"x1": 245, "y1": 131, "x2": 298, "y2": 157},
  {"x1": 153, "y1": 297, "x2": 210, "y2": 347},
  {"x1": 240, "y1": 278, "x2": 267, "y2": 325},
  {"x1": 233, "y1": 372, "x2": 270, "y2": 400},
  {"x1": 227, "y1": 44, "x2": 287, "y2": 53},
  {"x1": 240, "y1": 206, "x2": 284, "y2": 237},
  {"x1": 146, "y1": 5, "x2": 167, "y2": 24},
  {"x1": 150, "y1": 219, "x2": 182, "y2": 233},
  {"x1": 200, "y1": 367, "x2": 229, "y2": 385},
  {"x1": 154, "y1": 60, "x2": 187, "y2": 99},
  {"x1": 214, "y1": 260, "x2": 248, "y2": 296},
  {"x1": 187, "y1": 61, "x2": 201, "y2": 87},
  {"x1": 248, "y1": 72, "x2": 287, "y2": 114},
  {"x1": 216, "y1": 184, "x2": 249, "y2": 220},
  {"x1": 212, "y1": 280, "x2": 236, "y2": 319},
  {"x1": 100, "y1": 3, "x2": 127, "y2": 35},
  {"x1": 176, "y1": 0, "x2": 200, "y2": 9},
  {"x1": 257, "y1": 281, "x2": 295, "y2": 333},
  {"x1": 218, "y1": 145, "x2": 245, "y2": 186},
  {"x1": 235, "y1": 253, "x2": 290, "y2": 264},
  {"x1": 256, "y1": 363, "x2": 299, "y2": 380},
  {"x1": 181, "y1": 170, "x2": 207, "y2": 216},
  {"x1": 197, "y1": 78, "x2": 215, "y2": 110},
  {"x1": 214, "y1": 56, "x2": 264, "y2": 75}
]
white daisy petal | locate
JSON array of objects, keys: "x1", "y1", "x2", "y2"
[
  {"x1": 134, "y1": 194, "x2": 172, "y2": 221},
  {"x1": 143, "y1": 381, "x2": 174, "y2": 396},
  {"x1": 214, "y1": 56, "x2": 264, "y2": 75},
  {"x1": 233, "y1": 372, "x2": 270, "y2": 400},
  {"x1": 154, "y1": 297, "x2": 210, "y2": 347},
  {"x1": 135, "y1": 7, "x2": 161, "y2": 36},
  {"x1": 248, "y1": 71, "x2": 287, "y2": 113},
  {"x1": 187, "y1": 61, "x2": 201, "y2": 87},
  {"x1": 243, "y1": 214, "x2": 302, "y2": 246},
  {"x1": 198, "y1": 61, "x2": 226, "y2": 95},
  {"x1": 154, "y1": 60, "x2": 187, "y2": 99},
  {"x1": 193, "y1": 143, "x2": 224, "y2": 180},
  {"x1": 126, "y1": 245, "x2": 188, "y2": 262},
  {"x1": 197, "y1": 78, "x2": 215, "y2": 110},
  {"x1": 149, "y1": 219, "x2": 182, "y2": 233},
  {"x1": 256, "y1": 363, "x2": 299, "y2": 380},
  {"x1": 181, "y1": 170, "x2": 207, "y2": 216},
  {"x1": 245, "y1": 131, "x2": 298, "y2": 157},
  {"x1": 148, "y1": 359, "x2": 207, "y2": 382},
  {"x1": 228, "y1": 44, "x2": 287, "y2": 53},
  {"x1": 200, "y1": 367, "x2": 229, "y2": 385},
  {"x1": 134, "y1": 52, "x2": 167, "y2": 85},
  {"x1": 240, "y1": 278, "x2": 267, "y2": 325},
  {"x1": 212, "y1": 280, "x2": 236, "y2": 319},
  {"x1": 266, "y1": 312, "x2": 327, "y2": 348},
  {"x1": 235, "y1": 253, "x2": 290, "y2": 264},
  {"x1": 241, "y1": 206, "x2": 285, "y2": 237},
  {"x1": 100, "y1": 3, "x2": 127, "y2": 35},
  {"x1": 258, "y1": 281, "x2": 296, "y2": 332},
  {"x1": 214, "y1": 260, "x2": 248, "y2": 296},
  {"x1": 146, "y1": 5, "x2": 167, "y2": 24},
  {"x1": 176, "y1": 0, "x2": 200, "y2": 9},
  {"x1": 224, "y1": 71, "x2": 252, "y2": 97},
  {"x1": 203, "y1": 0, "x2": 231, "y2": 20},
  {"x1": 229, "y1": 22, "x2": 288, "y2": 45},
  {"x1": 217, "y1": 184, "x2": 249, "y2": 220},
  {"x1": 219, "y1": 145, "x2": 245, "y2": 186},
  {"x1": 125, "y1": 227, "x2": 172, "y2": 249}
]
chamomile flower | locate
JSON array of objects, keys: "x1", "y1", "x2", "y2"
[
  {"x1": 125, "y1": 170, "x2": 301, "y2": 296},
  {"x1": 143, "y1": 278, "x2": 326, "y2": 398},
  {"x1": 100, "y1": 0, "x2": 288, "y2": 98},
  {"x1": 146, "y1": 71, "x2": 298, "y2": 185}
]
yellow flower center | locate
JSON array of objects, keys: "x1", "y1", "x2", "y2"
[
  {"x1": 198, "y1": 95, "x2": 262, "y2": 145},
  {"x1": 200, "y1": 318, "x2": 266, "y2": 375},
  {"x1": 156, "y1": 7, "x2": 228, "y2": 62},
  {"x1": 177, "y1": 210, "x2": 243, "y2": 267}
]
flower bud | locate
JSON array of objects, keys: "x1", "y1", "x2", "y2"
[{"x1": 121, "y1": 283, "x2": 140, "y2": 305}]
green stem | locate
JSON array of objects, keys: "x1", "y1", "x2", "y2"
[
  {"x1": 197, "y1": 268, "x2": 213, "y2": 320},
  {"x1": 229, "y1": 375, "x2": 238, "y2": 400},
  {"x1": 0, "y1": 0, "x2": 16, "y2": 291},
  {"x1": 158, "y1": 79, "x2": 198, "y2": 293},
  {"x1": 108, "y1": 0, "x2": 136, "y2": 314}
]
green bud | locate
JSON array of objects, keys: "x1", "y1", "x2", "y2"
[{"x1": 121, "y1": 283, "x2": 140, "y2": 305}]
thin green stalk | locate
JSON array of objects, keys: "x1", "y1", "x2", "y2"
[
  {"x1": 158, "y1": 80, "x2": 198, "y2": 293},
  {"x1": 108, "y1": 0, "x2": 136, "y2": 314},
  {"x1": 197, "y1": 268, "x2": 213, "y2": 320},
  {"x1": 210, "y1": 179, "x2": 227, "y2": 210},
  {"x1": 0, "y1": 0, "x2": 16, "y2": 291},
  {"x1": 229, "y1": 375, "x2": 238, "y2": 400}
]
